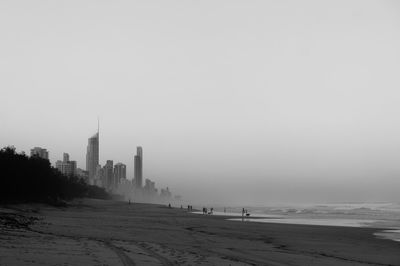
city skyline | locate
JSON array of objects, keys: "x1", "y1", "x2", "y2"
[
  {"x1": 20, "y1": 133, "x2": 173, "y2": 203},
  {"x1": 17, "y1": 128, "x2": 147, "y2": 183}
]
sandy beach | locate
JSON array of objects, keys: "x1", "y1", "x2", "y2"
[{"x1": 1, "y1": 199, "x2": 399, "y2": 266}]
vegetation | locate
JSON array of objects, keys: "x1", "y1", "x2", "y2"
[{"x1": 0, "y1": 146, "x2": 109, "y2": 204}]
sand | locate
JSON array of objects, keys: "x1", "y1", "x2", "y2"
[{"x1": 1, "y1": 199, "x2": 400, "y2": 266}]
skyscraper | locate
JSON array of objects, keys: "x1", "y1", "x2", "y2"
[
  {"x1": 114, "y1": 163, "x2": 127, "y2": 185},
  {"x1": 56, "y1": 152, "x2": 77, "y2": 176},
  {"x1": 103, "y1": 160, "x2": 113, "y2": 190},
  {"x1": 86, "y1": 126, "x2": 99, "y2": 182},
  {"x1": 144, "y1": 178, "x2": 157, "y2": 195},
  {"x1": 63, "y1": 153, "x2": 69, "y2": 163},
  {"x1": 134, "y1": 146, "x2": 143, "y2": 188},
  {"x1": 30, "y1": 147, "x2": 49, "y2": 160}
]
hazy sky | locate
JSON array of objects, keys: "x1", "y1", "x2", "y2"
[{"x1": 1, "y1": 1, "x2": 400, "y2": 205}]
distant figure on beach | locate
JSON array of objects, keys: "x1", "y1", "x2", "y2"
[
  {"x1": 242, "y1": 208, "x2": 245, "y2": 217},
  {"x1": 210, "y1": 208, "x2": 213, "y2": 214},
  {"x1": 168, "y1": 203, "x2": 171, "y2": 208},
  {"x1": 128, "y1": 199, "x2": 131, "y2": 205},
  {"x1": 180, "y1": 205, "x2": 183, "y2": 209}
]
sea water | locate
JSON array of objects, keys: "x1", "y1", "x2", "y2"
[{"x1": 195, "y1": 203, "x2": 400, "y2": 242}]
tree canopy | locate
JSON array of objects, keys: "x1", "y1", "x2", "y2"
[{"x1": 0, "y1": 146, "x2": 109, "y2": 204}]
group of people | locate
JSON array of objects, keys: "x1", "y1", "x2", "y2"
[
  {"x1": 167, "y1": 203, "x2": 250, "y2": 218},
  {"x1": 180, "y1": 205, "x2": 193, "y2": 211},
  {"x1": 202, "y1": 207, "x2": 213, "y2": 214}
]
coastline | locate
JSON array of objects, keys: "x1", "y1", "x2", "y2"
[{"x1": 1, "y1": 199, "x2": 400, "y2": 266}]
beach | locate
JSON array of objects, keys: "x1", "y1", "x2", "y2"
[{"x1": 1, "y1": 199, "x2": 400, "y2": 266}]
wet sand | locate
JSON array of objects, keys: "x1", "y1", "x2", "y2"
[{"x1": 1, "y1": 199, "x2": 400, "y2": 266}]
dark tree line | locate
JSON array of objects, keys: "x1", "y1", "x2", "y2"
[{"x1": 0, "y1": 146, "x2": 109, "y2": 204}]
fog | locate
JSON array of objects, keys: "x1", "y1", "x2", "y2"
[{"x1": 1, "y1": 0, "x2": 400, "y2": 205}]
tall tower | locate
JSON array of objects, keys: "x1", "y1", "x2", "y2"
[
  {"x1": 114, "y1": 163, "x2": 127, "y2": 186},
  {"x1": 86, "y1": 123, "x2": 99, "y2": 182},
  {"x1": 104, "y1": 160, "x2": 113, "y2": 190},
  {"x1": 134, "y1": 146, "x2": 143, "y2": 188}
]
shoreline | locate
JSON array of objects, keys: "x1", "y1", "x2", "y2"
[
  {"x1": 193, "y1": 210, "x2": 400, "y2": 243},
  {"x1": 1, "y1": 198, "x2": 400, "y2": 265}
]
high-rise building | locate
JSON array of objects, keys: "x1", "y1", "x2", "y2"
[
  {"x1": 30, "y1": 147, "x2": 49, "y2": 160},
  {"x1": 134, "y1": 146, "x2": 143, "y2": 188},
  {"x1": 56, "y1": 153, "x2": 77, "y2": 176},
  {"x1": 103, "y1": 160, "x2": 113, "y2": 190},
  {"x1": 95, "y1": 165, "x2": 104, "y2": 187},
  {"x1": 63, "y1": 153, "x2": 69, "y2": 163},
  {"x1": 144, "y1": 178, "x2": 157, "y2": 194},
  {"x1": 137, "y1": 146, "x2": 143, "y2": 159},
  {"x1": 114, "y1": 163, "x2": 126, "y2": 185},
  {"x1": 86, "y1": 129, "x2": 99, "y2": 182},
  {"x1": 69, "y1": 161, "x2": 77, "y2": 175}
]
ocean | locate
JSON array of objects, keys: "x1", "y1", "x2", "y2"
[{"x1": 194, "y1": 203, "x2": 400, "y2": 242}]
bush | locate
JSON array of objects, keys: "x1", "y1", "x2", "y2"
[{"x1": 0, "y1": 146, "x2": 109, "y2": 204}]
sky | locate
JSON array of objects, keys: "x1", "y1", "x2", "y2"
[{"x1": 1, "y1": 0, "x2": 400, "y2": 205}]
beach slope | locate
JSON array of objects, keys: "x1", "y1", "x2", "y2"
[{"x1": 1, "y1": 199, "x2": 399, "y2": 266}]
